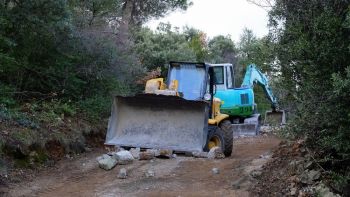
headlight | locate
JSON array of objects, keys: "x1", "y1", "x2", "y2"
[{"x1": 204, "y1": 93, "x2": 211, "y2": 101}]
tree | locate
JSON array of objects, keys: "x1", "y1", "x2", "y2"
[
  {"x1": 118, "y1": 0, "x2": 192, "y2": 47},
  {"x1": 207, "y1": 35, "x2": 236, "y2": 64},
  {"x1": 133, "y1": 24, "x2": 196, "y2": 72},
  {"x1": 0, "y1": 0, "x2": 73, "y2": 95},
  {"x1": 236, "y1": 28, "x2": 276, "y2": 115},
  {"x1": 269, "y1": 0, "x2": 350, "y2": 192},
  {"x1": 183, "y1": 27, "x2": 208, "y2": 62}
]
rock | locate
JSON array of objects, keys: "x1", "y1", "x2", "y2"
[
  {"x1": 304, "y1": 161, "x2": 313, "y2": 169},
  {"x1": 192, "y1": 151, "x2": 208, "y2": 158},
  {"x1": 139, "y1": 152, "x2": 154, "y2": 160},
  {"x1": 298, "y1": 190, "x2": 306, "y2": 197},
  {"x1": 300, "y1": 170, "x2": 321, "y2": 184},
  {"x1": 208, "y1": 147, "x2": 225, "y2": 159},
  {"x1": 315, "y1": 183, "x2": 341, "y2": 197},
  {"x1": 111, "y1": 150, "x2": 134, "y2": 165},
  {"x1": 117, "y1": 168, "x2": 127, "y2": 179},
  {"x1": 157, "y1": 149, "x2": 173, "y2": 158},
  {"x1": 96, "y1": 154, "x2": 110, "y2": 162},
  {"x1": 146, "y1": 149, "x2": 160, "y2": 157},
  {"x1": 250, "y1": 170, "x2": 262, "y2": 178},
  {"x1": 145, "y1": 170, "x2": 155, "y2": 177},
  {"x1": 85, "y1": 147, "x2": 93, "y2": 152},
  {"x1": 260, "y1": 126, "x2": 272, "y2": 133},
  {"x1": 259, "y1": 154, "x2": 272, "y2": 159},
  {"x1": 212, "y1": 168, "x2": 220, "y2": 174},
  {"x1": 307, "y1": 170, "x2": 321, "y2": 181},
  {"x1": 97, "y1": 155, "x2": 117, "y2": 170},
  {"x1": 130, "y1": 148, "x2": 140, "y2": 160},
  {"x1": 290, "y1": 188, "x2": 297, "y2": 196},
  {"x1": 288, "y1": 175, "x2": 300, "y2": 183}
]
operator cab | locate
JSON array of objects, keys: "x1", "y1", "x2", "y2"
[
  {"x1": 210, "y1": 63, "x2": 235, "y2": 90},
  {"x1": 209, "y1": 63, "x2": 255, "y2": 117},
  {"x1": 168, "y1": 62, "x2": 208, "y2": 100}
]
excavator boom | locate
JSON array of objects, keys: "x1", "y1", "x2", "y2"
[{"x1": 242, "y1": 64, "x2": 285, "y2": 126}]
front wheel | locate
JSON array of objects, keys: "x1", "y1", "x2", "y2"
[
  {"x1": 219, "y1": 120, "x2": 233, "y2": 157},
  {"x1": 204, "y1": 126, "x2": 225, "y2": 153}
]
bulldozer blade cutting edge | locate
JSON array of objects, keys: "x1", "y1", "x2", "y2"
[
  {"x1": 231, "y1": 124, "x2": 259, "y2": 136},
  {"x1": 105, "y1": 94, "x2": 209, "y2": 152},
  {"x1": 230, "y1": 114, "x2": 261, "y2": 136},
  {"x1": 264, "y1": 110, "x2": 286, "y2": 126}
]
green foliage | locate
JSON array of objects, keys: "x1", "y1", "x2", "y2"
[
  {"x1": 0, "y1": 137, "x2": 4, "y2": 155},
  {"x1": 0, "y1": 83, "x2": 16, "y2": 107},
  {"x1": 9, "y1": 129, "x2": 39, "y2": 147},
  {"x1": 207, "y1": 35, "x2": 236, "y2": 63},
  {"x1": 330, "y1": 171, "x2": 350, "y2": 193},
  {"x1": 133, "y1": 24, "x2": 197, "y2": 71},
  {"x1": 183, "y1": 27, "x2": 208, "y2": 62},
  {"x1": 269, "y1": 0, "x2": 350, "y2": 191},
  {"x1": 123, "y1": 0, "x2": 192, "y2": 26},
  {"x1": 69, "y1": 0, "x2": 123, "y2": 28}
]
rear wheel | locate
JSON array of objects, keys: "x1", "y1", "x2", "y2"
[
  {"x1": 219, "y1": 120, "x2": 233, "y2": 157},
  {"x1": 205, "y1": 126, "x2": 225, "y2": 152}
]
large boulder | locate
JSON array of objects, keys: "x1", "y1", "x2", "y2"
[
  {"x1": 139, "y1": 152, "x2": 154, "y2": 160},
  {"x1": 97, "y1": 155, "x2": 117, "y2": 170},
  {"x1": 112, "y1": 150, "x2": 134, "y2": 165},
  {"x1": 130, "y1": 148, "x2": 140, "y2": 160},
  {"x1": 157, "y1": 149, "x2": 173, "y2": 158}
]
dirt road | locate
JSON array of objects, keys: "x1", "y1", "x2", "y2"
[{"x1": 3, "y1": 135, "x2": 280, "y2": 197}]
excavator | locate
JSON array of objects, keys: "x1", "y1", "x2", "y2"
[
  {"x1": 105, "y1": 62, "x2": 234, "y2": 156},
  {"x1": 210, "y1": 63, "x2": 286, "y2": 135}
]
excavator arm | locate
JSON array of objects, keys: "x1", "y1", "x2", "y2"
[{"x1": 241, "y1": 64, "x2": 278, "y2": 111}]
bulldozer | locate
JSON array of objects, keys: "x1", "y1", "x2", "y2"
[
  {"x1": 105, "y1": 62, "x2": 233, "y2": 156},
  {"x1": 210, "y1": 63, "x2": 286, "y2": 136}
]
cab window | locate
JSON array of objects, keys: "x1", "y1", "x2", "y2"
[
  {"x1": 226, "y1": 66, "x2": 234, "y2": 88},
  {"x1": 213, "y1": 66, "x2": 224, "y2": 84}
]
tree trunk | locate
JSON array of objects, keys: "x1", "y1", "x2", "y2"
[{"x1": 117, "y1": 0, "x2": 134, "y2": 47}]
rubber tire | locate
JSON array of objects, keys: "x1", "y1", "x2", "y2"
[
  {"x1": 204, "y1": 126, "x2": 225, "y2": 152},
  {"x1": 219, "y1": 120, "x2": 233, "y2": 157}
]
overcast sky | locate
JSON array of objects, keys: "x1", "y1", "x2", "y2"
[{"x1": 146, "y1": 0, "x2": 270, "y2": 42}]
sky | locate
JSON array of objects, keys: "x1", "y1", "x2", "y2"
[{"x1": 146, "y1": 0, "x2": 270, "y2": 42}]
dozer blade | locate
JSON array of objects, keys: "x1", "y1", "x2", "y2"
[
  {"x1": 264, "y1": 110, "x2": 286, "y2": 126},
  {"x1": 105, "y1": 94, "x2": 209, "y2": 152},
  {"x1": 231, "y1": 124, "x2": 259, "y2": 136},
  {"x1": 231, "y1": 114, "x2": 261, "y2": 136}
]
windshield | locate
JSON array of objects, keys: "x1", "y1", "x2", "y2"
[{"x1": 168, "y1": 63, "x2": 206, "y2": 100}]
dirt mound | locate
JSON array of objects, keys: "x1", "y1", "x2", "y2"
[{"x1": 251, "y1": 139, "x2": 341, "y2": 197}]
